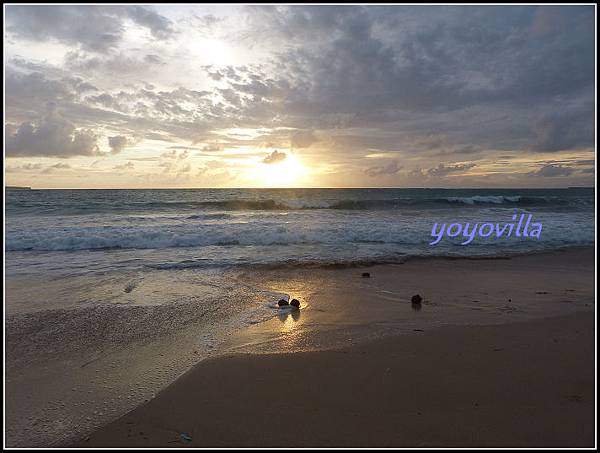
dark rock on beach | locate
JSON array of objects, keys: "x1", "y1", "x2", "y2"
[
  {"x1": 411, "y1": 294, "x2": 423, "y2": 304},
  {"x1": 278, "y1": 299, "x2": 289, "y2": 307},
  {"x1": 290, "y1": 299, "x2": 301, "y2": 309},
  {"x1": 362, "y1": 272, "x2": 370, "y2": 278}
]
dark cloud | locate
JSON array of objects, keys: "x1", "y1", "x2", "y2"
[
  {"x1": 6, "y1": 107, "x2": 99, "y2": 157},
  {"x1": 263, "y1": 150, "x2": 287, "y2": 164},
  {"x1": 5, "y1": 5, "x2": 174, "y2": 52},
  {"x1": 531, "y1": 105, "x2": 594, "y2": 152},
  {"x1": 6, "y1": 6, "x2": 123, "y2": 52},
  {"x1": 227, "y1": 5, "x2": 595, "y2": 154},
  {"x1": 6, "y1": 70, "x2": 75, "y2": 115},
  {"x1": 108, "y1": 135, "x2": 129, "y2": 154},
  {"x1": 126, "y1": 6, "x2": 174, "y2": 40}
]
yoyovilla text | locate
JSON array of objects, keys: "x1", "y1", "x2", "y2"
[{"x1": 430, "y1": 213, "x2": 542, "y2": 246}]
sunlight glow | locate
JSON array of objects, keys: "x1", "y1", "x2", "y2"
[
  {"x1": 189, "y1": 38, "x2": 235, "y2": 66},
  {"x1": 252, "y1": 153, "x2": 308, "y2": 188}
]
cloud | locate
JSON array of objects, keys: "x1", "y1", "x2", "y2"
[
  {"x1": 7, "y1": 162, "x2": 73, "y2": 174},
  {"x1": 50, "y1": 162, "x2": 71, "y2": 169},
  {"x1": 126, "y1": 6, "x2": 174, "y2": 40},
  {"x1": 263, "y1": 150, "x2": 287, "y2": 164},
  {"x1": 3, "y1": 6, "x2": 595, "y2": 187},
  {"x1": 426, "y1": 163, "x2": 476, "y2": 177},
  {"x1": 365, "y1": 160, "x2": 402, "y2": 177},
  {"x1": 161, "y1": 149, "x2": 189, "y2": 160},
  {"x1": 291, "y1": 130, "x2": 318, "y2": 148},
  {"x1": 6, "y1": 163, "x2": 43, "y2": 172},
  {"x1": 531, "y1": 107, "x2": 594, "y2": 152},
  {"x1": 5, "y1": 108, "x2": 99, "y2": 157},
  {"x1": 108, "y1": 135, "x2": 129, "y2": 154},
  {"x1": 202, "y1": 143, "x2": 223, "y2": 153},
  {"x1": 114, "y1": 161, "x2": 135, "y2": 171},
  {"x1": 64, "y1": 51, "x2": 166, "y2": 76},
  {"x1": 6, "y1": 7, "x2": 595, "y2": 160},
  {"x1": 448, "y1": 145, "x2": 481, "y2": 155},
  {"x1": 528, "y1": 164, "x2": 574, "y2": 177},
  {"x1": 42, "y1": 162, "x2": 72, "y2": 173},
  {"x1": 5, "y1": 5, "x2": 174, "y2": 52},
  {"x1": 157, "y1": 150, "x2": 192, "y2": 176},
  {"x1": 228, "y1": 5, "x2": 595, "y2": 154},
  {"x1": 6, "y1": 6, "x2": 123, "y2": 52},
  {"x1": 5, "y1": 70, "x2": 75, "y2": 113}
]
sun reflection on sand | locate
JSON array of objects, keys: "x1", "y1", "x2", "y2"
[{"x1": 277, "y1": 306, "x2": 302, "y2": 333}]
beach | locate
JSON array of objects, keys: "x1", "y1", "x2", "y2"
[
  {"x1": 80, "y1": 312, "x2": 595, "y2": 448},
  {"x1": 75, "y1": 247, "x2": 595, "y2": 448}
]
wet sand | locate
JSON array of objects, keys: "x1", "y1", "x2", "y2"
[
  {"x1": 81, "y1": 312, "x2": 594, "y2": 447},
  {"x1": 78, "y1": 248, "x2": 596, "y2": 448}
]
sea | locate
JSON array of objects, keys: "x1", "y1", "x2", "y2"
[{"x1": 5, "y1": 187, "x2": 595, "y2": 271}]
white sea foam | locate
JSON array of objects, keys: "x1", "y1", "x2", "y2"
[{"x1": 5, "y1": 207, "x2": 594, "y2": 255}]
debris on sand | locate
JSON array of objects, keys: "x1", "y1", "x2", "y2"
[
  {"x1": 180, "y1": 432, "x2": 192, "y2": 443},
  {"x1": 411, "y1": 294, "x2": 423, "y2": 304}
]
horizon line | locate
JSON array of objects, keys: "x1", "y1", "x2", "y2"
[{"x1": 5, "y1": 186, "x2": 595, "y2": 191}]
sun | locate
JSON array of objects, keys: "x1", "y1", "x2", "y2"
[{"x1": 254, "y1": 153, "x2": 308, "y2": 188}]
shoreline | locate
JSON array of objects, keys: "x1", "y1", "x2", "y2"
[
  {"x1": 242, "y1": 245, "x2": 597, "y2": 270},
  {"x1": 78, "y1": 312, "x2": 595, "y2": 447}
]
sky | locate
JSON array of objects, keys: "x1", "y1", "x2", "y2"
[{"x1": 4, "y1": 5, "x2": 596, "y2": 188}]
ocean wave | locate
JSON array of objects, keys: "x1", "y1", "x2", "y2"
[
  {"x1": 4, "y1": 227, "x2": 324, "y2": 252},
  {"x1": 4, "y1": 232, "x2": 407, "y2": 252},
  {"x1": 6, "y1": 194, "x2": 592, "y2": 216},
  {"x1": 171, "y1": 196, "x2": 585, "y2": 211},
  {"x1": 186, "y1": 213, "x2": 232, "y2": 220},
  {"x1": 6, "y1": 188, "x2": 594, "y2": 217},
  {"x1": 6, "y1": 225, "x2": 594, "y2": 252}
]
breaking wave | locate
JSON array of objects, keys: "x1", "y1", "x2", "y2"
[
  {"x1": 6, "y1": 188, "x2": 593, "y2": 217},
  {"x1": 105, "y1": 195, "x2": 589, "y2": 212}
]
